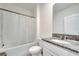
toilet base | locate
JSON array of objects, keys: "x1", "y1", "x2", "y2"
[{"x1": 31, "y1": 51, "x2": 41, "y2": 56}]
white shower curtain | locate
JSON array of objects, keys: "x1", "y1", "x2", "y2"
[
  {"x1": 0, "y1": 10, "x2": 2, "y2": 48},
  {"x1": 0, "y1": 10, "x2": 36, "y2": 48}
]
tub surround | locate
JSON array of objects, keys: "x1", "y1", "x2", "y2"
[{"x1": 0, "y1": 41, "x2": 38, "y2": 56}]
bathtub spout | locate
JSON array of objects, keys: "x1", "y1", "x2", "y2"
[{"x1": 0, "y1": 52, "x2": 7, "y2": 56}]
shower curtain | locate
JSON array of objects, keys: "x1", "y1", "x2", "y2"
[{"x1": 0, "y1": 9, "x2": 36, "y2": 48}]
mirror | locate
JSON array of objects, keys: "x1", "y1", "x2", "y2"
[{"x1": 64, "y1": 13, "x2": 79, "y2": 35}]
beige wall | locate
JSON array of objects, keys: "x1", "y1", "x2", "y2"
[{"x1": 37, "y1": 3, "x2": 53, "y2": 39}]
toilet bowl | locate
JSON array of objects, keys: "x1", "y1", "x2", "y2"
[{"x1": 29, "y1": 46, "x2": 42, "y2": 56}]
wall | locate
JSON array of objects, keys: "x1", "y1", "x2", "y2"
[
  {"x1": 38, "y1": 3, "x2": 53, "y2": 38},
  {"x1": 36, "y1": 4, "x2": 41, "y2": 39},
  {"x1": 0, "y1": 3, "x2": 35, "y2": 17},
  {"x1": 53, "y1": 4, "x2": 79, "y2": 34}
]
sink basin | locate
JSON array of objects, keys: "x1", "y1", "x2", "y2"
[
  {"x1": 66, "y1": 40, "x2": 79, "y2": 45},
  {"x1": 51, "y1": 39, "x2": 71, "y2": 44}
]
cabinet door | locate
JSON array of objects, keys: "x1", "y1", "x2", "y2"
[
  {"x1": 39, "y1": 40, "x2": 58, "y2": 56},
  {"x1": 0, "y1": 10, "x2": 2, "y2": 48},
  {"x1": 43, "y1": 48, "x2": 52, "y2": 56},
  {"x1": 3, "y1": 11, "x2": 19, "y2": 48}
]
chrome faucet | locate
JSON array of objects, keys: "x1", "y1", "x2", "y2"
[{"x1": 64, "y1": 36, "x2": 68, "y2": 40}]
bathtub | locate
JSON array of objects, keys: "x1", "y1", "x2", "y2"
[{"x1": 0, "y1": 41, "x2": 38, "y2": 56}]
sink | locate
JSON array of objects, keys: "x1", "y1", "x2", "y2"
[
  {"x1": 66, "y1": 40, "x2": 79, "y2": 45},
  {"x1": 51, "y1": 39, "x2": 71, "y2": 44}
]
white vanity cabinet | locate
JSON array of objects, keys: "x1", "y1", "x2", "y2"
[
  {"x1": 39, "y1": 40, "x2": 79, "y2": 56},
  {"x1": 39, "y1": 40, "x2": 58, "y2": 56},
  {"x1": 43, "y1": 48, "x2": 57, "y2": 56}
]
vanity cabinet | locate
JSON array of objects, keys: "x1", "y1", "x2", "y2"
[
  {"x1": 43, "y1": 48, "x2": 57, "y2": 56},
  {"x1": 39, "y1": 40, "x2": 79, "y2": 56},
  {"x1": 39, "y1": 40, "x2": 58, "y2": 56}
]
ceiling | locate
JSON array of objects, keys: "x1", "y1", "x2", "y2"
[{"x1": 53, "y1": 3, "x2": 79, "y2": 13}]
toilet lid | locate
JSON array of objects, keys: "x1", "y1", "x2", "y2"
[{"x1": 29, "y1": 46, "x2": 42, "y2": 53}]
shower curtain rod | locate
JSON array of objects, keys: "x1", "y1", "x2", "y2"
[{"x1": 0, "y1": 8, "x2": 36, "y2": 18}]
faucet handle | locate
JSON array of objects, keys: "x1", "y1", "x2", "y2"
[{"x1": 64, "y1": 36, "x2": 68, "y2": 40}]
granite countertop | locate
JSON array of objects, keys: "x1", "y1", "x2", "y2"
[{"x1": 42, "y1": 38, "x2": 79, "y2": 54}]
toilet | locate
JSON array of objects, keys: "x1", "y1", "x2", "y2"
[{"x1": 29, "y1": 46, "x2": 42, "y2": 56}]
